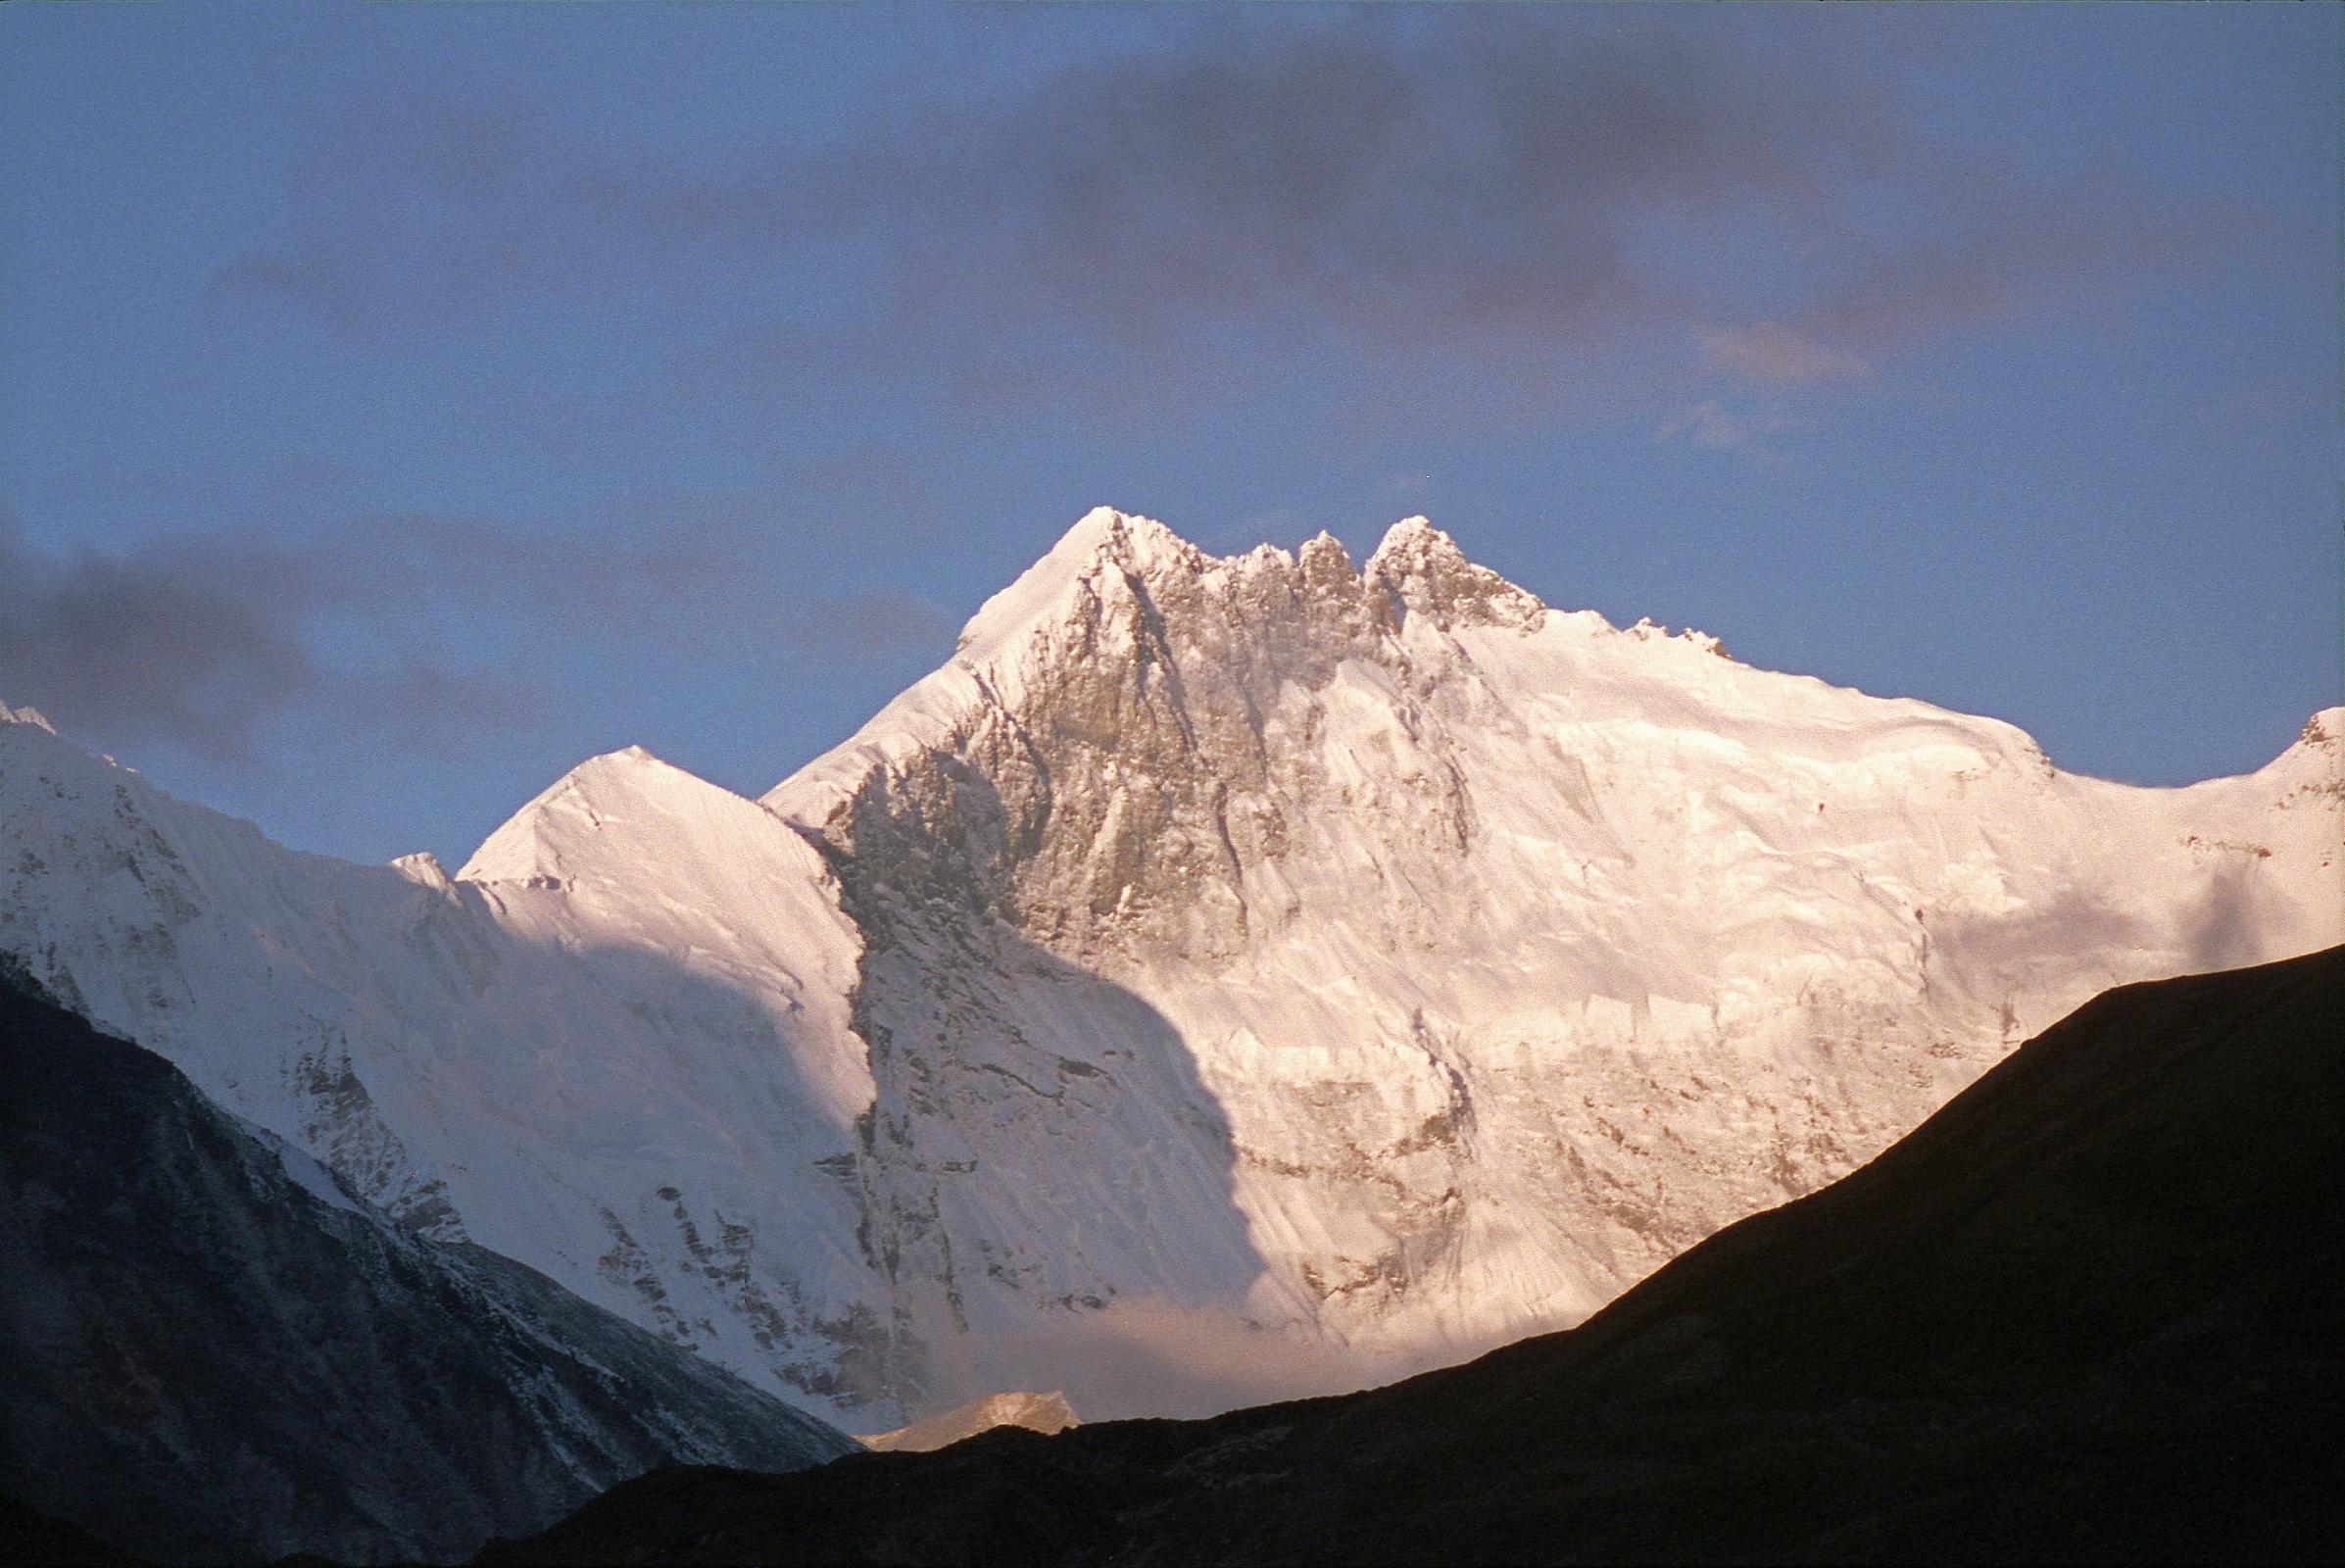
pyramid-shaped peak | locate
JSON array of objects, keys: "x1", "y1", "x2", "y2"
[
  {"x1": 390, "y1": 851, "x2": 454, "y2": 891},
  {"x1": 957, "y1": 509, "x2": 1203, "y2": 663},
  {"x1": 562, "y1": 744, "x2": 703, "y2": 789},
  {"x1": 1025, "y1": 508, "x2": 1202, "y2": 582},
  {"x1": 459, "y1": 745, "x2": 755, "y2": 884},
  {"x1": 1297, "y1": 529, "x2": 1352, "y2": 564},
  {"x1": 1295, "y1": 530, "x2": 1358, "y2": 591},
  {"x1": 1052, "y1": 506, "x2": 1192, "y2": 560}
]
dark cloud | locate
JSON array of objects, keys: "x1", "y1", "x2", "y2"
[
  {"x1": 0, "y1": 496, "x2": 952, "y2": 766},
  {"x1": 208, "y1": 9, "x2": 2243, "y2": 402},
  {"x1": 0, "y1": 511, "x2": 322, "y2": 761},
  {"x1": 0, "y1": 511, "x2": 543, "y2": 765},
  {"x1": 850, "y1": 14, "x2": 1886, "y2": 345},
  {"x1": 1784, "y1": 155, "x2": 2254, "y2": 353}
]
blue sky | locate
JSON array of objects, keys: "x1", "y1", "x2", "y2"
[{"x1": 3, "y1": 1, "x2": 2338, "y2": 866}]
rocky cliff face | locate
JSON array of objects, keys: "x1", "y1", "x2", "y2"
[
  {"x1": 0, "y1": 974, "x2": 854, "y2": 1566},
  {"x1": 3, "y1": 513, "x2": 2338, "y2": 1426}
]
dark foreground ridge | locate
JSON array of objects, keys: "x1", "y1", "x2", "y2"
[
  {"x1": 485, "y1": 946, "x2": 2345, "y2": 1565},
  {"x1": 0, "y1": 977, "x2": 854, "y2": 1566}
]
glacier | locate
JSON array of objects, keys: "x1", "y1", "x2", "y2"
[{"x1": 2, "y1": 510, "x2": 2337, "y2": 1424}]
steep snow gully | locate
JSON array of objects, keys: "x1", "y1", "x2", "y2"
[{"x1": 4, "y1": 510, "x2": 2337, "y2": 1426}]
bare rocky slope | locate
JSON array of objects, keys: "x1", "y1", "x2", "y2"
[
  {"x1": 4, "y1": 509, "x2": 2337, "y2": 1426},
  {"x1": 482, "y1": 946, "x2": 2345, "y2": 1566},
  {"x1": 0, "y1": 974, "x2": 853, "y2": 1566}
]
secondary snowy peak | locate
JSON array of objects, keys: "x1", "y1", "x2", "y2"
[
  {"x1": 461, "y1": 745, "x2": 751, "y2": 885},
  {"x1": 456, "y1": 746, "x2": 863, "y2": 1047},
  {"x1": 3, "y1": 713, "x2": 878, "y2": 1415}
]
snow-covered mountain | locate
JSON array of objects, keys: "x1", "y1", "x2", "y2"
[{"x1": 3, "y1": 510, "x2": 2336, "y2": 1424}]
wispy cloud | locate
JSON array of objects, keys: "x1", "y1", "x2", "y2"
[
  {"x1": 1700, "y1": 323, "x2": 1871, "y2": 388},
  {"x1": 1656, "y1": 400, "x2": 1798, "y2": 471}
]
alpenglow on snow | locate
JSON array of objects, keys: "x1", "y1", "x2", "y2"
[{"x1": 3, "y1": 511, "x2": 2337, "y2": 1424}]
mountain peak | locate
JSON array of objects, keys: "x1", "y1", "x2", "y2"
[
  {"x1": 957, "y1": 508, "x2": 1200, "y2": 664},
  {"x1": 1064, "y1": 505, "x2": 1190, "y2": 561},
  {"x1": 1028, "y1": 507, "x2": 1197, "y2": 579},
  {"x1": 543, "y1": 743, "x2": 714, "y2": 803},
  {"x1": 855, "y1": 1389, "x2": 1080, "y2": 1453},
  {"x1": 585, "y1": 742, "x2": 667, "y2": 771},
  {"x1": 1367, "y1": 514, "x2": 1460, "y2": 568}
]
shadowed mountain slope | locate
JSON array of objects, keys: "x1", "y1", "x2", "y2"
[
  {"x1": 0, "y1": 977, "x2": 855, "y2": 1567},
  {"x1": 0, "y1": 1496, "x2": 131, "y2": 1567},
  {"x1": 486, "y1": 945, "x2": 2345, "y2": 1565}
]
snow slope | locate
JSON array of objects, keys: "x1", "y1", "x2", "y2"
[{"x1": 2, "y1": 513, "x2": 2336, "y2": 1422}]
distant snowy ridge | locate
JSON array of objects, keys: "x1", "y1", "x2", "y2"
[
  {"x1": 857, "y1": 1390, "x2": 1080, "y2": 1453},
  {"x1": 4, "y1": 508, "x2": 2337, "y2": 1425}
]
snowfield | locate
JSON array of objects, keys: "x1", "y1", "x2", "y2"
[{"x1": 4, "y1": 509, "x2": 2337, "y2": 1424}]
